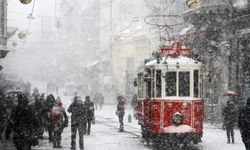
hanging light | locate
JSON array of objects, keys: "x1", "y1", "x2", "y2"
[
  {"x1": 186, "y1": 0, "x2": 198, "y2": 9},
  {"x1": 18, "y1": 32, "x2": 26, "y2": 40},
  {"x1": 20, "y1": 0, "x2": 32, "y2": 4}
]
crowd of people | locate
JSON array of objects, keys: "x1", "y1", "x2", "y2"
[{"x1": 0, "y1": 88, "x2": 96, "y2": 150}]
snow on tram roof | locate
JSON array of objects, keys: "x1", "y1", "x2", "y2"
[{"x1": 145, "y1": 56, "x2": 201, "y2": 66}]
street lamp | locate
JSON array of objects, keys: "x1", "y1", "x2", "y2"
[{"x1": 20, "y1": 0, "x2": 32, "y2": 4}]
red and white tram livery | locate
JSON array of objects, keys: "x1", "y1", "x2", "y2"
[{"x1": 135, "y1": 42, "x2": 203, "y2": 148}]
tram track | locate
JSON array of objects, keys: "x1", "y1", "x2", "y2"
[
  {"x1": 95, "y1": 115, "x2": 141, "y2": 138},
  {"x1": 95, "y1": 115, "x2": 203, "y2": 150}
]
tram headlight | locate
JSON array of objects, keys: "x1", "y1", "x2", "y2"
[{"x1": 172, "y1": 112, "x2": 184, "y2": 125}]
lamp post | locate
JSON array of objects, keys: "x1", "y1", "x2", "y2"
[{"x1": 0, "y1": 0, "x2": 9, "y2": 59}]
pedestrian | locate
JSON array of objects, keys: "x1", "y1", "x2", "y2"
[
  {"x1": 34, "y1": 94, "x2": 46, "y2": 139},
  {"x1": 239, "y1": 97, "x2": 250, "y2": 150},
  {"x1": 116, "y1": 95, "x2": 126, "y2": 132},
  {"x1": 84, "y1": 96, "x2": 95, "y2": 135},
  {"x1": 68, "y1": 96, "x2": 87, "y2": 150},
  {"x1": 222, "y1": 100, "x2": 237, "y2": 143},
  {"x1": 131, "y1": 93, "x2": 137, "y2": 118},
  {"x1": 99, "y1": 93, "x2": 104, "y2": 110},
  {"x1": 51, "y1": 101, "x2": 68, "y2": 148},
  {"x1": 93, "y1": 93, "x2": 99, "y2": 110},
  {"x1": 5, "y1": 93, "x2": 38, "y2": 150},
  {"x1": 0, "y1": 95, "x2": 7, "y2": 140},
  {"x1": 45, "y1": 94, "x2": 56, "y2": 142}
]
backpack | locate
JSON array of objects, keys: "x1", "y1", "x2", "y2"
[{"x1": 51, "y1": 106, "x2": 63, "y2": 120}]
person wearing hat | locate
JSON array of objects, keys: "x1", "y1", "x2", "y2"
[
  {"x1": 239, "y1": 98, "x2": 250, "y2": 150},
  {"x1": 84, "y1": 96, "x2": 95, "y2": 135}
]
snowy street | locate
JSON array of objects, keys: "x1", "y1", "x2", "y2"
[{"x1": 0, "y1": 95, "x2": 246, "y2": 150}]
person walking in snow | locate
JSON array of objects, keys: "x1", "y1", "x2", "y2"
[
  {"x1": 51, "y1": 101, "x2": 68, "y2": 148},
  {"x1": 5, "y1": 93, "x2": 38, "y2": 150},
  {"x1": 116, "y1": 95, "x2": 126, "y2": 132},
  {"x1": 68, "y1": 96, "x2": 87, "y2": 150},
  {"x1": 222, "y1": 100, "x2": 237, "y2": 143},
  {"x1": 84, "y1": 96, "x2": 95, "y2": 135},
  {"x1": 45, "y1": 94, "x2": 56, "y2": 142},
  {"x1": 239, "y1": 97, "x2": 250, "y2": 150}
]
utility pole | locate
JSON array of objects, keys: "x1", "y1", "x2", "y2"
[{"x1": 0, "y1": 0, "x2": 9, "y2": 59}]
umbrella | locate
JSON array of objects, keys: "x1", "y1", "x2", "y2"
[{"x1": 223, "y1": 90, "x2": 238, "y2": 96}]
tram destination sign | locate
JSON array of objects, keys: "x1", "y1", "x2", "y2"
[{"x1": 160, "y1": 42, "x2": 191, "y2": 57}]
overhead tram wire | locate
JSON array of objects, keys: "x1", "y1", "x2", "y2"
[{"x1": 21, "y1": 0, "x2": 36, "y2": 46}]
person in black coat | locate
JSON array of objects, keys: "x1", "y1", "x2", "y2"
[
  {"x1": 5, "y1": 93, "x2": 38, "y2": 150},
  {"x1": 239, "y1": 97, "x2": 250, "y2": 150},
  {"x1": 84, "y1": 96, "x2": 95, "y2": 135},
  {"x1": 222, "y1": 100, "x2": 237, "y2": 143},
  {"x1": 68, "y1": 96, "x2": 87, "y2": 150},
  {"x1": 45, "y1": 94, "x2": 56, "y2": 142},
  {"x1": 116, "y1": 95, "x2": 126, "y2": 132}
]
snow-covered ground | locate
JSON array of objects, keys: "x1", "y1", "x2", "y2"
[
  {"x1": 41, "y1": 94, "x2": 246, "y2": 150},
  {"x1": 0, "y1": 93, "x2": 245, "y2": 150}
]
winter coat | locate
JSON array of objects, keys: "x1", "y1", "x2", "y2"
[
  {"x1": 239, "y1": 103, "x2": 250, "y2": 142},
  {"x1": 84, "y1": 100, "x2": 95, "y2": 120},
  {"x1": 116, "y1": 100, "x2": 125, "y2": 117},
  {"x1": 68, "y1": 100, "x2": 87, "y2": 126},
  {"x1": 51, "y1": 106, "x2": 68, "y2": 132},
  {"x1": 222, "y1": 102, "x2": 237, "y2": 127},
  {"x1": 6, "y1": 102, "x2": 38, "y2": 141}
]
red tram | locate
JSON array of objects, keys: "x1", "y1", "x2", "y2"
[{"x1": 135, "y1": 42, "x2": 203, "y2": 149}]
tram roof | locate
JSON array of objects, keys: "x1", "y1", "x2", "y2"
[{"x1": 145, "y1": 56, "x2": 202, "y2": 66}]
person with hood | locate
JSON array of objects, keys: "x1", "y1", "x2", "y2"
[
  {"x1": 116, "y1": 95, "x2": 126, "y2": 132},
  {"x1": 68, "y1": 96, "x2": 86, "y2": 150},
  {"x1": 51, "y1": 100, "x2": 68, "y2": 148},
  {"x1": 84, "y1": 96, "x2": 95, "y2": 135},
  {"x1": 239, "y1": 97, "x2": 250, "y2": 150},
  {"x1": 5, "y1": 93, "x2": 38, "y2": 150},
  {"x1": 222, "y1": 100, "x2": 237, "y2": 143}
]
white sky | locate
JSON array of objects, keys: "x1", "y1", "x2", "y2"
[{"x1": 8, "y1": 0, "x2": 57, "y2": 30}]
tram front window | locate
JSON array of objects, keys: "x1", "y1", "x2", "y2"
[
  {"x1": 165, "y1": 72, "x2": 176, "y2": 96},
  {"x1": 156, "y1": 70, "x2": 162, "y2": 98},
  {"x1": 179, "y1": 71, "x2": 190, "y2": 97},
  {"x1": 194, "y1": 70, "x2": 199, "y2": 98}
]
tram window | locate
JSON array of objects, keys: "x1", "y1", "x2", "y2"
[
  {"x1": 179, "y1": 71, "x2": 190, "y2": 97},
  {"x1": 165, "y1": 72, "x2": 176, "y2": 96},
  {"x1": 145, "y1": 69, "x2": 152, "y2": 97},
  {"x1": 152, "y1": 70, "x2": 155, "y2": 97},
  {"x1": 156, "y1": 70, "x2": 162, "y2": 98},
  {"x1": 138, "y1": 73, "x2": 143, "y2": 98},
  {"x1": 194, "y1": 70, "x2": 199, "y2": 98}
]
